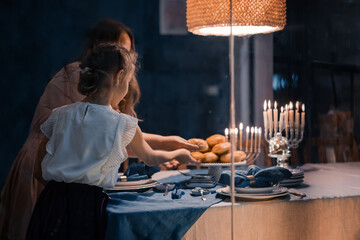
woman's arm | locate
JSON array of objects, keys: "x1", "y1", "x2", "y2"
[
  {"x1": 34, "y1": 135, "x2": 49, "y2": 185},
  {"x1": 129, "y1": 127, "x2": 198, "y2": 166}
]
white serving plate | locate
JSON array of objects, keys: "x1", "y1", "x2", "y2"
[
  {"x1": 106, "y1": 180, "x2": 157, "y2": 191},
  {"x1": 115, "y1": 178, "x2": 153, "y2": 187},
  {"x1": 218, "y1": 186, "x2": 289, "y2": 200},
  {"x1": 235, "y1": 186, "x2": 276, "y2": 194}
]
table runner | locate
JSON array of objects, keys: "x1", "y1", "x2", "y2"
[{"x1": 105, "y1": 171, "x2": 222, "y2": 240}]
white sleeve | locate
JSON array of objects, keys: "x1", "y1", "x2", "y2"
[
  {"x1": 40, "y1": 109, "x2": 58, "y2": 138},
  {"x1": 118, "y1": 114, "x2": 138, "y2": 148},
  {"x1": 102, "y1": 114, "x2": 138, "y2": 170}
]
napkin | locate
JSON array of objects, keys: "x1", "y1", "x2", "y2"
[
  {"x1": 218, "y1": 172, "x2": 250, "y2": 188},
  {"x1": 124, "y1": 162, "x2": 161, "y2": 179},
  {"x1": 171, "y1": 188, "x2": 186, "y2": 199},
  {"x1": 252, "y1": 166, "x2": 292, "y2": 187},
  {"x1": 218, "y1": 166, "x2": 292, "y2": 188}
]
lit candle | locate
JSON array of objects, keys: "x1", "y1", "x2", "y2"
[
  {"x1": 263, "y1": 100, "x2": 268, "y2": 130},
  {"x1": 274, "y1": 101, "x2": 278, "y2": 133},
  {"x1": 267, "y1": 100, "x2": 273, "y2": 131},
  {"x1": 225, "y1": 128, "x2": 229, "y2": 142},
  {"x1": 295, "y1": 102, "x2": 300, "y2": 129},
  {"x1": 250, "y1": 127, "x2": 254, "y2": 152},
  {"x1": 279, "y1": 106, "x2": 284, "y2": 132},
  {"x1": 239, "y1": 123, "x2": 243, "y2": 150},
  {"x1": 289, "y1": 102, "x2": 294, "y2": 127},
  {"x1": 245, "y1": 126, "x2": 250, "y2": 152},
  {"x1": 258, "y1": 127, "x2": 262, "y2": 152},
  {"x1": 301, "y1": 104, "x2": 305, "y2": 128},
  {"x1": 234, "y1": 128, "x2": 238, "y2": 150},
  {"x1": 285, "y1": 104, "x2": 289, "y2": 128},
  {"x1": 254, "y1": 127, "x2": 258, "y2": 152}
]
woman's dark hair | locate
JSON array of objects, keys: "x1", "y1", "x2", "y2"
[
  {"x1": 78, "y1": 43, "x2": 136, "y2": 98},
  {"x1": 78, "y1": 19, "x2": 140, "y2": 117},
  {"x1": 79, "y1": 19, "x2": 135, "y2": 60}
]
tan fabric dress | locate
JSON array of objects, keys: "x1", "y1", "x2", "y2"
[{"x1": 0, "y1": 62, "x2": 84, "y2": 240}]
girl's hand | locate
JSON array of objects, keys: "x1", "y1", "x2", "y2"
[{"x1": 174, "y1": 149, "x2": 198, "y2": 165}]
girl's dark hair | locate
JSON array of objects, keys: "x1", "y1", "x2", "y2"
[
  {"x1": 78, "y1": 43, "x2": 136, "y2": 99},
  {"x1": 79, "y1": 19, "x2": 139, "y2": 117}
]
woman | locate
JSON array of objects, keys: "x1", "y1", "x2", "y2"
[{"x1": 0, "y1": 19, "x2": 197, "y2": 240}]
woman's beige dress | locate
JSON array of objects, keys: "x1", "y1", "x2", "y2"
[{"x1": 0, "y1": 62, "x2": 83, "y2": 240}]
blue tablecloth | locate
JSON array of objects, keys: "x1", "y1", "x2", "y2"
[{"x1": 105, "y1": 176, "x2": 223, "y2": 240}]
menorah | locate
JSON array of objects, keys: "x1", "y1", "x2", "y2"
[
  {"x1": 263, "y1": 100, "x2": 306, "y2": 168},
  {"x1": 225, "y1": 124, "x2": 262, "y2": 165}
]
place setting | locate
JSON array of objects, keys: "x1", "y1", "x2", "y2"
[
  {"x1": 215, "y1": 165, "x2": 306, "y2": 200},
  {"x1": 104, "y1": 162, "x2": 160, "y2": 192}
]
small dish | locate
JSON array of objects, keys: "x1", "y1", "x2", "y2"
[
  {"x1": 153, "y1": 183, "x2": 175, "y2": 192},
  {"x1": 190, "y1": 188, "x2": 210, "y2": 196}
]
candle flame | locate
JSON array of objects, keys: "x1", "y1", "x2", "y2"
[
  {"x1": 235, "y1": 128, "x2": 238, "y2": 134},
  {"x1": 296, "y1": 101, "x2": 299, "y2": 110},
  {"x1": 254, "y1": 127, "x2": 258, "y2": 133},
  {"x1": 274, "y1": 101, "x2": 277, "y2": 109},
  {"x1": 268, "y1": 100, "x2": 271, "y2": 109},
  {"x1": 225, "y1": 128, "x2": 229, "y2": 136},
  {"x1": 289, "y1": 101, "x2": 293, "y2": 110},
  {"x1": 246, "y1": 126, "x2": 250, "y2": 133},
  {"x1": 239, "y1": 122, "x2": 243, "y2": 130},
  {"x1": 302, "y1": 104, "x2": 305, "y2": 112},
  {"x1": 259, "y1": 127, "x2": 262, "y2": 133},
  {"x1": 281, "y1": 106, "x2": 284, "y2": 112},
  {"x1": 285, "y1": 104, "x2": 288, "y2": 111},
  {"x1": 263, "y1": 100, "x2": 267, "y2": 111},
  {"x1": 251, "y1": 127, "x2": 254, "y2": 133}
]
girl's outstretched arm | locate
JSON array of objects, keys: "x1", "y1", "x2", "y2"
[{"x1": 129, "y1": 127, "x2": 198, "y2": 166}]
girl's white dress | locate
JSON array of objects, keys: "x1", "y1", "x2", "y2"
[{"x1": 40, "y1": 102, "x2": 138, "y2": 188}]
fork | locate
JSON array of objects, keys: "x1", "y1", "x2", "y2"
[
  {"x1": 163, "y1": 184, "x2": 169, "y2": 196},
  {"x1": 199, "y1": 189, "x2": 206, "y2": 201}
]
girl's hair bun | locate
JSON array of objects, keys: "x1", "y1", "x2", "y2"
[{"x1": 78, "y1": 43, "x2": 137, "y2": 96}]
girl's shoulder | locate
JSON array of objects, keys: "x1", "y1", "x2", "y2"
[{"x1": 118, "y1": 112, "x2": 138, "y2": 124}]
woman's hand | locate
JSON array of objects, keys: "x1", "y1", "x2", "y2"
[{"x1": 162, "y1": 159, "x2": 180, "y2": 169}]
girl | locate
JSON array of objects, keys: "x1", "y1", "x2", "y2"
[{"x1": 26, "y1": 44, "x2": 197, "y2": 240}]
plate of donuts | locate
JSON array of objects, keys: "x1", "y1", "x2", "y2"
[{"x1": 188, "y1": 134, "x2": 247, "y2": 166}]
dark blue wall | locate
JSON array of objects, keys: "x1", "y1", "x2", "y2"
[{"x1": 0, "y1": 0, "x2": 232, "y2": 189}]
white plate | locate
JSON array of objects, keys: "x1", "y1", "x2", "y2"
[
  {"x1": 106, "y1": 180, "x2": 157, "y2": 191},
  {"x1": 291, "y1": 169, "x2": 304, "y2": 174},
  {"x1": 115, "y1": 178, "x2": 153, "y2": 187},
  {"x1": 235, "y1": 186, "x2": 276, "y2": 194},
  {"x1": 187, "y1": 162, "x2": 247, "y2": 167},
  {"x1": 289, "y1": 175, "x2": 304, "y2": 180},
  {"x1": 280, "y1": 181, "x2": 304, "y2": 187},
  {"x1": 218, "y1": 186, "x2": 289, "y2": 200},
  {"x1": 280, "y1": 178, "x2": 304, "y2": 183}
]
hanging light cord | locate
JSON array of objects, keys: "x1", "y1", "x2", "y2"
[{"x1": 229, "y1": 0, "x2": 236, "y2": 240}]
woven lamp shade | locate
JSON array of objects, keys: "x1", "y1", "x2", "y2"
[{"x1": 186, "y1": 0, "x2": 286, "y2": 36}]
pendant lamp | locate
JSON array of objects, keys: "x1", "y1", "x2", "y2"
[{"x1": 186, "y1": 0, "x2": 286, "y2": 36}]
